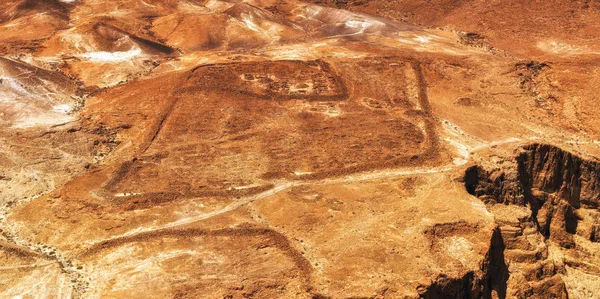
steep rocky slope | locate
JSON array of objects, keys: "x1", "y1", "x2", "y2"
[{"x1": 465, "y1": 144, "x2": 600, "y2": 298}]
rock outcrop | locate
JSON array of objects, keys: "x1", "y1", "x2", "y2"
[
  {"x1": 465, "y1": 143, "x2": 600, "y2": 245},
  {"x1": 4, "y1": 0, "x2": 600, "y2": 297},
  {"x1": 419, "y1": 227, "x2": 509, "y2": 299},
  {"x1": 464, "y1": 143, "x2": 600, "y2": 298}
]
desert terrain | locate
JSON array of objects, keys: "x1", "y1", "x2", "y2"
[{"x1": 2, "y1": 0, "x2": 600, "y2": 298}]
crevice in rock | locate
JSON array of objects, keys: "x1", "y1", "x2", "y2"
[
  {"x1": 486, "y1": 228, "x2": 509, "y2": 299},
  {"x1": 464, "y1": 143, "x2": 600, "y2": 245},
  {"x1": 418, "y1": 227, "x2": 509, "y2": 299},
  {"x1": 462, "y1": 143, "x2": 600, "y2": 298}
]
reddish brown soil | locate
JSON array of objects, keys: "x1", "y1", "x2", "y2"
[{"x1": 3, "y1": 1, "x2": 600, "y2": 298}]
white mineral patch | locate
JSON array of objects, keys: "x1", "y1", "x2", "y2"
[
  {"x1": 52, "y1": 104, "x2": 72, "y2": 114},
  {"x1": 12, "y1": 113, "x2": 74, "y2": 129},
  {"x1": 242, "y1": 15, "x2": 262, "y2": 33},
  {"x1": 79, "y1": 48, "x2": 142, "y2": 62},
  {"x1": 415, "y1": 35, "x2": 432, "y2": 43},
  {"x1": 345, "y1": 19, "x2": 374, "y2": 34},
  {"x1": 114, "y1": 192, "x2": 142, "y2": 197},
  {"x1": 2, "y1": 77, "x2": 30, "y2": 96},
  {"x1": 294, "y1": 171, "x2": 313, "y2": 176},
  {"x1": 239, "y1": 13, "x2": 283, "y2": 41},
  {"x1": 445, "y1": 236, "x2": 476, "y2": 267}
]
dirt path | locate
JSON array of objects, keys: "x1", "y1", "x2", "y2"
[
  {"x1": 81, "y1": 133, "x2": 528, "y2": 252},
  {"x1": 1, "y1": 194, "x2": 88, "y2": 297},
  {"x1": 0, "y1": 221, "x2": 88, "y2": 298},
  {"x1": 0, "y1": 262, "x2": 55, "y2": 271},
  {"x1": 78, "y1": 59, "x2": 521, "y2": 252},
  {"x1": 80, "y1": 227, "x2": 315, "y2": 288}
]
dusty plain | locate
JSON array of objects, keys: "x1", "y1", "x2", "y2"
[{"x1": 2, "y1": 0, "x2": 600, "y2": 298}]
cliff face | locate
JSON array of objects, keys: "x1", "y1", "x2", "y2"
[
  {"x1": 464, "y1": 162, "x2": 525, "y2": 206},
  {"x1": 464, "y1": 143, "x2": 600, "y2": 298},
  {"x1": 518, "y1": 143, "x2": 600, "y2": 209},
  {"x1": 418, "y1": 227, "x2": 509, "y2": 299},
  {"x1": 465, "y1": 144, "x2": 600, "y2": 242},
  {"x1": 5, "y1": 0, "x2": 600, "y2": 297}
]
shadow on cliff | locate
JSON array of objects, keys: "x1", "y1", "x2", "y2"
[{"x1": 418, "y1": 227, "x2": 509, "y2": 299}]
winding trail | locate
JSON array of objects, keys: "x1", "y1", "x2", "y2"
[
  {"x1": 1, "y1": 56, "x2": 565, "y2": 298},
  {"x1": 81, "y1": 133, "x2": 528, "y2": 251},
  {"x1": 78, "y1": 60, "x2": 523, "y2": 251},
  {"x1": 0, "y1": 222, "x2": 88, "y2": 298}
]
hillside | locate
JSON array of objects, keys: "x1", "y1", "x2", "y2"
[{"x1": 2, "y1": 1, "x2": 600, "y2": 298}]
